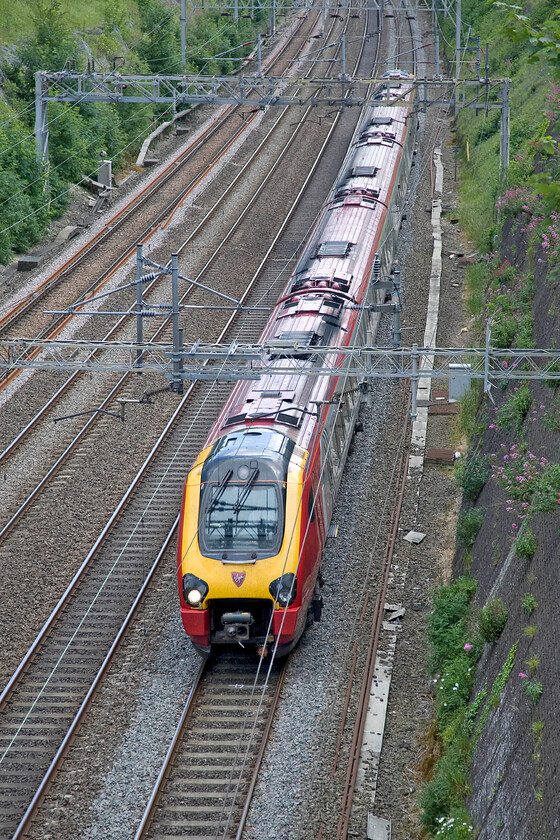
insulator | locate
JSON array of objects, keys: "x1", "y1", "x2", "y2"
[{"x1": 140, "y1": 271, "x2": 161, "y2": 284}]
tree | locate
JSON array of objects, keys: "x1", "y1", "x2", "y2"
[{"x1": 493, "y1": 3, "x2": 560, "y2": 78}]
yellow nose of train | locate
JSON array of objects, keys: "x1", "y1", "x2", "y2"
[{"x1": 177, "y1": 427, "x2": 312, "y2": 656}]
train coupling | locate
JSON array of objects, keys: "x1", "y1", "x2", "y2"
[{"x1": 221, "y1": 611, "x2": 254, "y2": 641}]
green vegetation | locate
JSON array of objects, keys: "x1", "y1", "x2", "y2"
[
  {"x1": 0, "y1": 0, "x2": 269, "y2": 263},
  {"x1": 427, "y1": 576, "x2": 479, "y2": 674},
  {"x1": 524, "y1": 679, "x2": 543, "y2": 703},
  {"x1": 421, "y1": 576, "x2": 518, "y2": 836},
  {"x1": 454, "y1": 383, "x2": 486, "y2": 440},
  {"x1": 423, "y1": 1, "x2": 560, "y2": 832},
  {"x1": 472, "y1": 644, "x2": 517, "y2": 737},
  {"x1": 444, "y1": 0, "x2": 560, "y2": 250},
  {"x1": 477, "y1": 598, "x2": 508, "y2": 643},
  {"x1": 521, "y1": 592, "x2": 538, "y2": 614},
  {"x1": 526, "y1": 653, "x2": 540, "y2": 673},
  {"x1": 456, "y1": 508, "x2": 485, "y2": 549},
  {"x1": 514, "y1": 527, "x2": 537, "y2": 559},
  {"x1": 496, "y1": 382, "x2": 532, "y2": 431},
  {"x1": 532, "y1": 718, "x2": 544, "y2": 737},
  {"x1": 455, "y1": 452, "x2": 490, "y2": 502}
]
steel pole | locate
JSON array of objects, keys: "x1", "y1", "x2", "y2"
[
  {"x1": 136, "y1": 244, "x2": 144, "y2": 371},
  {"x1": 181, "y1": 0, "x2": 186, "y2": 71}
]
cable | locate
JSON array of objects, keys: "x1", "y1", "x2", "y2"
[
  {"x1": 0, "y1": 103, "x2": 167, "y2": 240},
  {"x1": 0, "y1": 98, "x2": 36, "y2": 130},
  {"x1": 0, "y1": 102, "x2": 156, "y2": 214}
]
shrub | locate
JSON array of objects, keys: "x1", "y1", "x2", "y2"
[
  {"x1": 490, "y1": 446, "x2": 560, "y2": 525},
  {"x1": 428, "y1": 577, "x2": 478, "y2": 673},
  {"x1": 485, "y1": 266, "x2": 534, "y2": 349},
  {"x1": 522, "y1": 592, "x2": 538, "y2": 613},
  {"x1": 514, "y1": 527, "x2": 537, "y2": 559},
  {"x1": 526, "y1": 654, "x2": 540, "y2": 674},
  {"x1": 532, "y1": 463, "x2": 560, "y2": 512},
  {"x1": 532, "y1": 719, "x2": 545, "y2": 737},
  {"x1": 496, "y1": 382, "x2": 532, "y2": 431},
  {"x1": 435, "y1": 656, "x2": 477, "y2": 728},
  {"x1": 420, "y1": 736, "x2": 471, "y2": 833},
  {"x1": 455, "y1": 453, "x2": 489, "y2": 502},
  {"x1": 456, "y1": 508, "x2": 485, "y2": 549},
  {"x1": 455, "y1": 383, "x2": 485, "y2": 440},
  {"x1": 495, "y1": 186, "x2": 544, "y2": 218},
  {"x1": 524, "y1": 680, "x2": 543, "y2": 703},
  {"x1": 477, "y1": 598, "x2": 508, "y2": 643}
]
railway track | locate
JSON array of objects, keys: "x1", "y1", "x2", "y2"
[
  {"x1": 0, "y1": 9, "x2": 349, "y2": 530},
  {"x1": 0, "y1": 1, "x2": 433, "y2": 835},
  {"x1": 0, "y1": 9, "x2": 382, "y2": 836},
  {"x1": 335, "y1": 391, "x2": 411, "y2": 840},
  {"x1": 135, "y1": 655, "x2": 286, "y2": 840},
  {"x1": 0, "y1": 10, "x2": 319, "y2": 386},
  {"x1": 0, "y1": 55, "x2": 340, "y2": 541}
]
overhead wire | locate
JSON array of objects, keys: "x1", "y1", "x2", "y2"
[
  {"x1": 0, "y1": 15, "x2": 255, "y2": 241},
  {"x1": 0, "y1": 104, "x2": 159, "y2": 213},
  {"x1": 0, "y1": 114, "x2": 161, "y2": 240},
  {"x1": 1, "y1": 1, "x2": 454, "y2": 824},
  {"x1": 214, "y1": 15, "x2": 399, "y2": 839}
]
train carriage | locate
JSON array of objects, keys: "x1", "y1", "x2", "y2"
[{"x1": 177, "y1": 71, "x2": 417, "y2": 656}]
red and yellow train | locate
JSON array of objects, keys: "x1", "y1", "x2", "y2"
[{"x1": 177, "y1": 71, "x2": 417, "y2": 656}]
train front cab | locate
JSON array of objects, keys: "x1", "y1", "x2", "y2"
[{"x1": 177, "y1": 427, "x2": 322, "y2": 656}]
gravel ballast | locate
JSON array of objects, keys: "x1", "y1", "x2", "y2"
[{"x1": 6, "y1": 16, "x2": 476, "y2": 840}]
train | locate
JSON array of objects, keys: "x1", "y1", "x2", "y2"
[{"x1": 177, "y1": 70, "x2": 417, "y2": 657}]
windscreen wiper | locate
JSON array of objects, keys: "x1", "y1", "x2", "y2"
[
  {"x1": 207, "y1": 469, "x2": 233, "y2": 514},
  {"x1": 233, "y1": 468, "x2": 259, "y2": 514}
]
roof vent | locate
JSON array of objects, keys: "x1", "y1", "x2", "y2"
[
  {"x1": 225, "y1": 413, "x2": 247, "y2": 426},
  {"x1": 351, "y1": 165, "x2": 378, "y2": 177},
  {"x1": 317, "y1": 241, "x2": 352, "y2": 258}
]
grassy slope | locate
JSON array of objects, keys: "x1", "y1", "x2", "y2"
[
  {"x1": 443, "y1": 0, "x2": 556, "y2": 250},
  {"x1": 0, "y1": 1, "x2": 139, "y2": 43}
]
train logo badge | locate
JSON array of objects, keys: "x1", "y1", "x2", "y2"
[{"x1": 231, "y1": 572, "x2": 246, "y2": 587}]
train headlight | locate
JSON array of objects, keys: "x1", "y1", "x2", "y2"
[
  {"x1": 182, "y1": 573, "x2": 209, "y2": 608},
  {"x1": 269, "y1": 573, "x2": 296, "y2": 607}
]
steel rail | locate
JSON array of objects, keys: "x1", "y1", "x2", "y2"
[
  {"x1": 0, "y1": 25, "x2": 339, "y2": 540},
  {"x1": 133, "y1": 658, "x2": 208, "y2": 839},
  {"x1": 1, "y1": 8, "x2": 349, "y2": 699},
  {"x1": 1, "y1": 33, "x2": 353, "y2": 840},
  {"x1": 134, "y1": 658, "x2": 287, "y2": 840},
  {"x1": 0, "y1": 13, "x2": 314, "y2": 337},
  {"x1": 2, "y1": 11, "x2": 374, "y2": 838},
  {"x1": 312, "y1": 7, "x2": 419, "y2": 835},
  {"x1": 234, "y1": 665, "x2": 287, "y2": 840},
  {"x1": 0, "y1": 12, "x2": 319, "y2": 385},
  {"x1": 0, "y1": 11, "x2": 321, "y2": 441},
  {"x1": 136, "y1": 11, "x2": 379, "y2": 840},
  {"x1": 0, "y1": 113, "x2": 241, "y2": 335},
  {"x1": 9, "y1": 517, "x2": 180, "y2": 840},
  {"x1": 335, "y1": 391, "x2": 411, "y2": 840}
]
